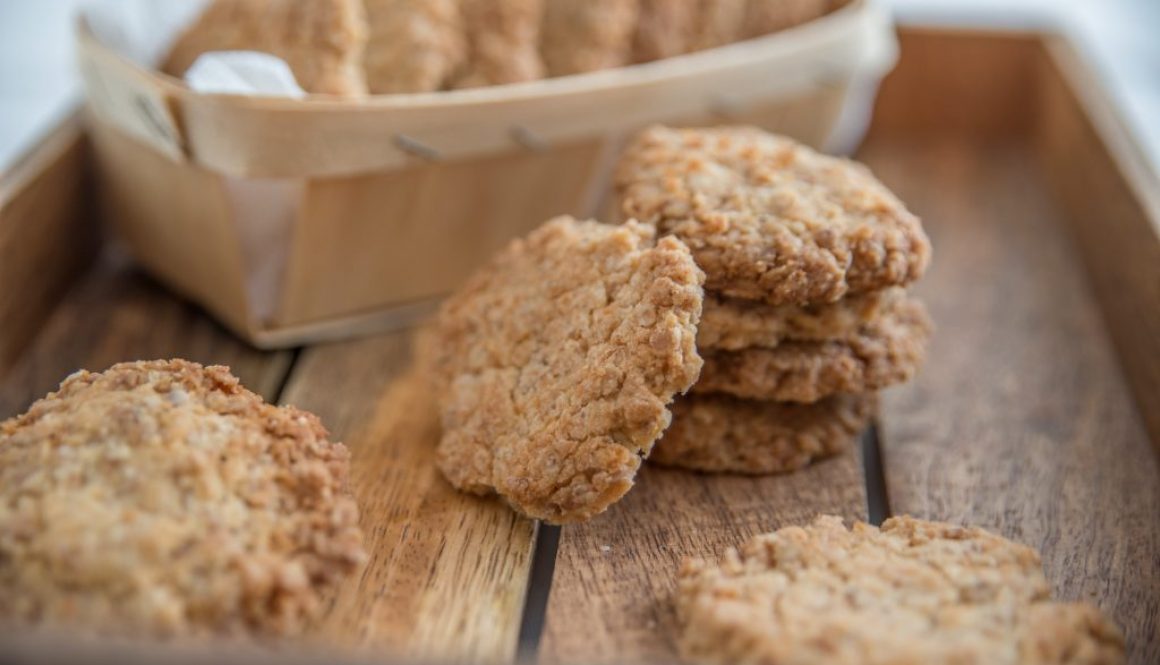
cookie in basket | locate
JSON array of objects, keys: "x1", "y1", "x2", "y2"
[
  {"x1": 453, "y1": 0, "x2": 546, "y2": 88},
  {"x1": 363, "y1": 0, "x2": 465, "y2": 93},
  {"x1": 652, "y1": 393, "x2": 873, "y2": 474},
  {"x1": 0, "y1": 360, "x2": 366, "y2": 638},
  {"x1": 697, "y1": 286, "x2": 904, "y2": 351},
  {"x1": 632, "y1": 0, "x2": 698, "y2": 62},
  {"x1": 433, "y1": 216, "x2": 704, "y2": 523},
  {"x1": 163, "y1": 0, "x2": 369, "y2": 96},
  {"x1": 541, "y1": 0, "x2": 640, "y2": 76},
  {"x1": 694, "y1": 296, "x2": 932, "y2": 402},
  {"x1": 616, "y1": 125, "x2": 931, "y2": 306},
  {"x1": 687, "y1": 0, "x2": 747, "y2": 51},
  {"x1": 678, "y1": 515, "x2": 1125, "y2": 665},
  {"x1": 741, "y1": 0, "x2": 838, "y2": 39}
]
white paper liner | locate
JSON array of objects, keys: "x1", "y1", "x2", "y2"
[
  {"x1": 83, "y1": 0, "x2": 308, "y2": 323},
  {"x1": 82, "y1": 0, "x2": 306, "y2": 96}
]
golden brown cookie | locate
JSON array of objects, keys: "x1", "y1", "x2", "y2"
[
  {"x1": 541, "y1": 0, "x2": 641, "y2": 76},
  {"x1": 163, "y1": 0, "x2": 368, "y2": 96},
  {"x1": 698, "y1": 286, "x2": 903, "y2": 351},
  {"x1": 652, "y1": 393, "x2": 873, "y2": 473},
  {"x1": 632, "y1": 0, "x2": 697, "y2": 62},
  {"x1": 688, "y1": 0, "x2": 748, "y2": 51},
  {"x1": 434, "y1": 216, "x2": 704, "y2": 523},
  {"x1": 694, "y1": 296, "x2": 931, "y2": 402},
  {"x1": 741, "y1": 0, "x2": 835, "y2": 39},
  {"x1": 617, "y1": 125, "x2": 931, "y2": 306},
  {"x1": 678, "y1": 515, "x2": 1125, "y2": 665},
  {"x1": 363, "y1": 0, "x2": 465, "y2": 93},
  {"x1": 453, "y1": 0, "x2": 546, "y2": 88},
  {"x1": 0, "y1": 360, "x2": 365, "y2": 638}
]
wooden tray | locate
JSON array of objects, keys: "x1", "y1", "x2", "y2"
[{"x1": 1, "y1": 27, "x2": 1157, "y2": 665}]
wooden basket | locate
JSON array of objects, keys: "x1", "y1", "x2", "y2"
[{"x1": 76, "y1": 0, "x2": 897, "y2": 348}]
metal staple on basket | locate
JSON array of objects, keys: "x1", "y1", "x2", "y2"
[
  {"x1": 394, "y1": 134, "x2": 441, "y2": 160},
  {"x1": 510, "y1": 126, "x2": 549, "y2": 152}
]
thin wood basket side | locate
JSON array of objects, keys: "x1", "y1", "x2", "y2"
[
  {"x1": 275, "y1": 138, "x2": 612, "y2": 327},
  {"x1": 88, "y1": 121, "x2": 253, "y2": 337},
  {"x1": 1034, "y1": 37, "x2": 1160, "y2": 449},
  {"x1": 0, "y1": 116, "x2": 98, "y2": 377}
]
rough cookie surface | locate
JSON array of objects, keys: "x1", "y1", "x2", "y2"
[
  {"x1": 617, "y1": 125, "x2": 931, "y2": 306},
  {"x1": 678, "y1": 515, "x2": 1125, "y2": 665},
  {"x1": 698, "y1": 287, "x2": 903, "y2": 351},
  {"x1": 164, "y1": 0, "x2": 368, "y2": 96},
  {"x1": 652, "y1": 393, "x2": 873, "y2": 474},
  {"x1": 632, "y1": 0, "x2": 697, "y2": 62},
  {"x1": 0, "y1": 360, "x2": 365, "y2": 638},
  {"x1": 434, "y1": 216, "x2": 704, "y2": 523},
  {"x1": 541, "y1": 0, "x2": 640, "y2": 76},
  {"x1": 688, "y1": 0, "x2": 748, "y2": 51},
  {"x1": 741, "y1": 0, "x2": 837, "y2": 39},
  {"x1": 363, "y1": 0, "x2": 464, "y2": 93},
  {"x1": 453, "y1": 0, "x2": 545, "y2": 88},
  {"x1": 695, "y1": 296, "x2": 931, "y2": 402}
]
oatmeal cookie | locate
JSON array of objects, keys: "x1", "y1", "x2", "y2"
[
  {"x1": 651, "y1": 393, "x2": 872, "y2": 473},
  {"x1": 363, "y1": 0, "x2": 465, "y2": 93},
  {"x1": 632, "y1": 0, "x2": 697, "y2": 62},
  {"x1": 0, "y1": 360, "x2": 365, "y2": 638},
  {"x1": 541, "y1": 0, "x2": 640, "y2": 76},
  {"x1": 695, "y1": 296, "x2": 931, "y2": 402},
  {"x1": 677, "y1": 515, "x2": 1124, "y2": 665},
  {"x1": 453, "y1": 0, "x2": 545, "y2": 88},
  {"x1": 434, "y1": 216, "x2": 704, "y2": 523},
  {"x1": 617, "y1": 125, "x2": 931, "y2": 306},
  {"x1": 698, "y1": 286, "x2": 903, "y2": 351},
  {"x1": 688, "y1": 0, "x2": 748, "y2": 51},
  {"x1": 741, "y1": 0, "x2": 836, "y2": 39},
  {"x1": 163, "y1": 0, "x2": 368, "y2": 96}
]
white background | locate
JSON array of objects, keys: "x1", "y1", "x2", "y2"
[{"x1": 1, "y1": 0, "x2": 1158, "y2": 171}]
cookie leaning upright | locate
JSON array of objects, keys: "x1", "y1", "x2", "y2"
[
  {"x1": 433, "y1": 216, "x2": 704, "y2": 523},
  {"x1": 678, "y1": 516, "x2": 1125, "y2": 665},
  {"x1": 0, "y1": 360, "x2": 366, "y2": 638},
  {"x1": 616, "y1": 125, "x2": 931, "y2": 306}
]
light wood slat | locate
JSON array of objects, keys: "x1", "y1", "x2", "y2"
[
  {"x1": 863, "y1": 137, "x2": 1160, "y2": 665},
  {"x1": 0, "y1": 253, "x2": 291, "y2": 417},
  {"x1": 539, "y1": 449, "x2": 867, "y2": 664},
  {"x1": 278, "y1": 330, "x2": 537, "y2": 664}
]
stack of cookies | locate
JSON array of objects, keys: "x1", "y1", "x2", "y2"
[{"x1": 615, "y1": 125, "x2": 933, "y2": 474}]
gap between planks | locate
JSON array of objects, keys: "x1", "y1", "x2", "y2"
[
  {"x1": 276, "y1": 331, "x2": 538, "y2": 665},
  {"x1": 862, "y1": 136, "x2": 1160, "y2": 665}
]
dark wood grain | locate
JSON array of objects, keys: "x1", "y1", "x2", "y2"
[
  {"x1": 0, "y1": 115, "x2": 99, "y2": 378},
  {"x1": 1035, "y1": 38, "x2": 1160, "y2": 451},
  {"x1": 0, "y1": 252, "x2": 290, "y2": 417},
  {"x1": 278, "y1": 330, "x2": 537, "y2": 664},
  {"x1": 868, "y1": 29, "x2": 1040, "y2": 140},
  {"x1": 862, "y1": 137, "x2": 1160, "y2": 665},
  {"x1": 539, "y1": 445, "x2": 867, "y2": 664}
]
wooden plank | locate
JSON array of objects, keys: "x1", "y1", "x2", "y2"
[
  {"x1": 0, "y1": 114, "x2": 99, "y2": 378},
  {"x1": 1035, "y1": 37, "x2": 1160, "y2": 450},
  {"x1": 862, "y1": 137, "x2": 1160, "y2": 665},
  {"x1": 540, "y1": 444, "x2": 867, "y2": 663},
  {"x1": 278, "y1": 330, "x2": 537, "y2": 664},
  {"x1": 868, "y1": 29, "x2": 1040, "y2": 140},
  {"x1": 0, "y1": 253, "x2": 290, "y2": 417}
]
